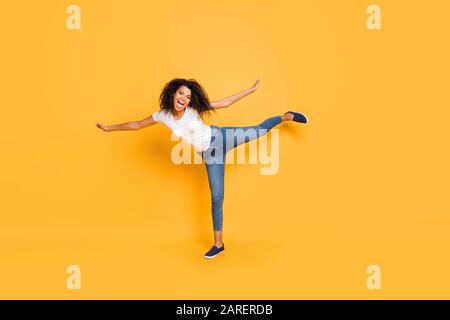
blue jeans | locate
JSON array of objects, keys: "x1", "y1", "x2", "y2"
[{"x1": 199, "y1": 116, "x2": 282, "y2": 231}]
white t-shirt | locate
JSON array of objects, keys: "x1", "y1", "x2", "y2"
[{"x1": 152, "y1": 107, "x2": 212, "y2": 152}]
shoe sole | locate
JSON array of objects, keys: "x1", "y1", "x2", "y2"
[{"x1": 204, "y1": 250, "x2": 224, "y2": 259}]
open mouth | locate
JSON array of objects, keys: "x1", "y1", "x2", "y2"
[{"x1": 177, "y1": 100, "x2": 185, "y2": 106}]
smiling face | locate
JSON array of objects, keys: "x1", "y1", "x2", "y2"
[{"x1": 173, "y1": 85, "x2": 192, "y2": 112}]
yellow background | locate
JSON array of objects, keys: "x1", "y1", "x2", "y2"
[{"x1": 1, "y1": 0, "x2": 449, "y2": 299}]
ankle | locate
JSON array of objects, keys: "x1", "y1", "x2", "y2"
[{"x1": 281, "y1": 113, "x2": 291, "y2": 121}]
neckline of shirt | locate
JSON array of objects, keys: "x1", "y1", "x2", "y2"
[{"x1": 173, "y1": 107, "x2": 188, "y2": 121}]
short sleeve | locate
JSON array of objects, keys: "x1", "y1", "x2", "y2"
[{"x1": 151, "y1": 110, "x2": 161, "y2": 122}]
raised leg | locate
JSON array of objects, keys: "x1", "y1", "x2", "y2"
[{"x1": 220, "y1": 115, "x2": 284, "y2": 153}]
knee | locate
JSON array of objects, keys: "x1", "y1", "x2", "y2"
[{"x1": 211, "y1": 192, "x2": 224, "y2": 205}]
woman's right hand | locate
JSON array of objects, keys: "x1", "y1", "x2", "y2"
[{"x1": 96, "y1": 122, "x2": 110, "y2": 132}]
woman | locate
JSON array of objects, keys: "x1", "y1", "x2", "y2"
[{"x1": 96, "y1": 78, "x2": 308, "y2": 259}]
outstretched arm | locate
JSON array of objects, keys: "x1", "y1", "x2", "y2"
[
  {"x1": 210, "y1": 79, "x2": 261, "y2": 109},
  {"x1": 96, "y1": 114, "x2": 158, "y2": 132}
]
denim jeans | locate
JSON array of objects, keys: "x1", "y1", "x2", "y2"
[{"x1": 198, "y1": 116, "x2": 282, "y2": 231}]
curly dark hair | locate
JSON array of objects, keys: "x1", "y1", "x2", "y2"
[{"x1": 158, "y1": 78, "x2": 216, "y2": 120}]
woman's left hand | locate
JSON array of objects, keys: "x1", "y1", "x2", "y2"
[{"x1": 250, "y1": 79, "x2": 261, "y2": 92}]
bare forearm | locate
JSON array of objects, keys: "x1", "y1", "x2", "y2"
[
  {"x1": 97, "y1": 115, "x2": 157, "y2": 132},
  {"x1": 221, "y1": 87, "x2": 255, "y2": 107},
  {"x1": 211, "y1": 79, "x2": 260, "y2": 109},
  {"x1": 106, "y1": 121, "x2": 140, "y2": 131}
]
